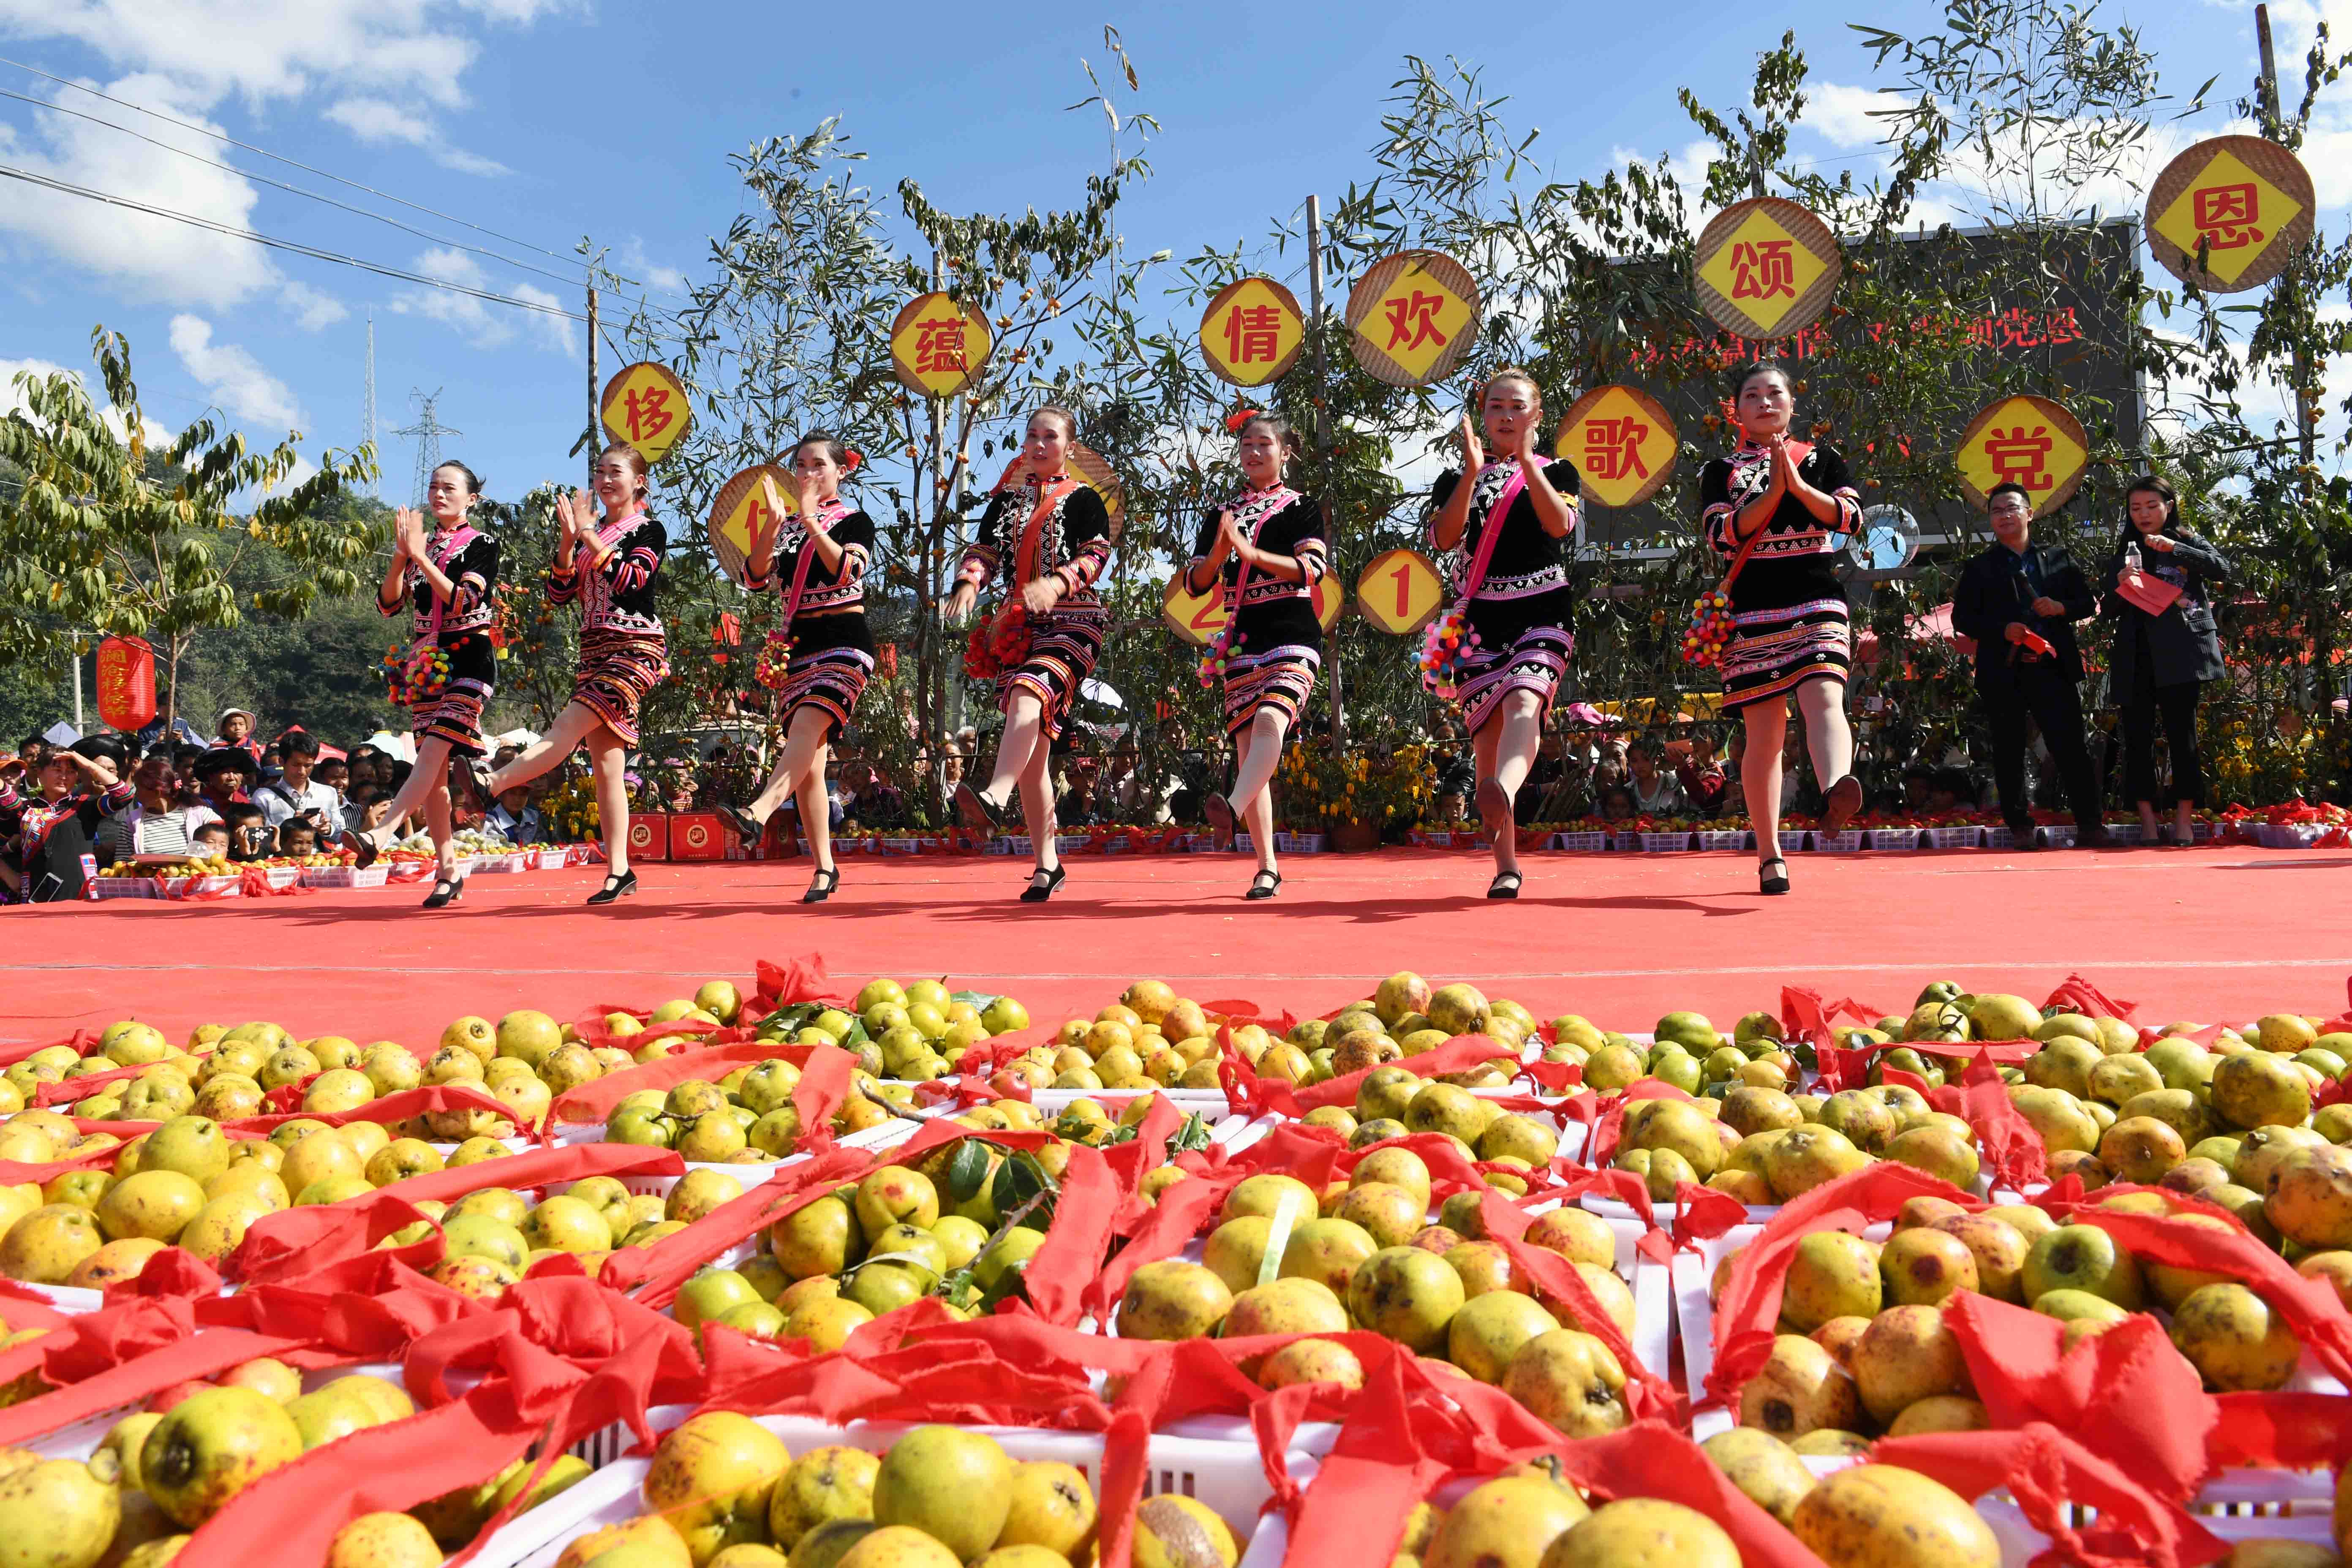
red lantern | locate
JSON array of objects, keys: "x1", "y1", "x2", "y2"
[{"x1": 95, "y1": 637, "x2": 157, "y2": 731}]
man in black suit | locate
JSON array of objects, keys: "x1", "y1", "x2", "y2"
[{"x1": 1950, "y1": 482, "x2": 2110, "y2": 848}]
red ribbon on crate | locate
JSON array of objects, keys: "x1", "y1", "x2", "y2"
[
  {"x1": 1874, "y1": 1423, "x2": 2224, "y2": 1568},
  {"x1": 745, "y1": 950, "x2": 848, "y2": 1020},
  {"x1": 601, "y1": 1145, "x2": 877, "y2": 1308},
  {"x1": 2043, "y1": 974, "x2": 2138, "y2": 1020},
  {"x1": 550, "y1": 1040, "x2": 824, "y2": 1124},
  {"x1": 0, "y1": 1026, "x2": 97, "y2": 1069},
  {"x1": 0, "y1": 1324, "x2": 309, "y2": 1448}
]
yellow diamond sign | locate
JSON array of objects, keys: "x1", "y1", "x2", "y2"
[
  {"x1": 1556, "y1": 386, "x2": 1679, "y2": 509},
  {"x1": 1955, "y1": 395, "x2": 2088, "y2": 517},
  {"x1": 1199, "y1": 276, "x2": 1306, "y2": 387},
  {"x1": 2152, "y1": 146, "x2": 2303, "y2": 289},
  {"x1": 1695, "y1": 207, "x2": 1830, "y2": 337},
  {"x1": 889, "y1": 293, "x2": 992, "y2": 399},
  {"x1": 599, "y1": 362, "x2": 692, "y2": 463},
  {"x1": 1359, "y1": 263, "x2": 1475, "y2": 383}
]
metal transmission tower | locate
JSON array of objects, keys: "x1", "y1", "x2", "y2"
[
  {"x1": 361, "y1": 313, "x2": 378, "y2": 498},
  {"x1": 392, "y1": 388, "x2": 460, "y2": 506}
]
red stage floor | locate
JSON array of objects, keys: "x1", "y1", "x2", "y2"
[{"x1": 4, "y1": 844, "x2": 2347, "y2": 1049}]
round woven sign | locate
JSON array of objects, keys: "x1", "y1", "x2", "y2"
[{"x1": 1690, "y1": 198, "x2": 1842, "y2": 340}]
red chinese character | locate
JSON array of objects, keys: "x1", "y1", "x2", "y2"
[
  {"x1": 1728, "y1": 240, "x2": 1796, "y2": 300},
  {"x1": 1982, "y1": 424, "x2": 2055, "y2": 490},
  {"x1": 913, "y1": 316, "x2": 968, "y2": 377},
  {"x1": 1222, "y1": 304, "x2": 1283, "y2": 364},
  {"x1": 2192, "y1": 183, "x2": 2263, "y2": 250},
  {"x1": 1967, "y1": 316, "x2": 1995, "y2": 348},
  {"x1": 1995, "y1": 307, "x2": 2044, "y2": 350},
  {"x1": 742, "y1": 495, "x2": 777, "y2": 542},
  {"x1": 2044, "y1": 308, "x2": 2081, "y2": 346},
  {"x1": 623, "y1": 387, "x2": 672, "y2": 441},
  {"x1": 1382, "y1": 291, "x2": 1450, "y2": 351},
  {"x1": 1583, "y1": 416, "x2": 1651, "y2": 483}
]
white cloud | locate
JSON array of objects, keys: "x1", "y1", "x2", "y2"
[
  {"x1": 0, "y1": 356, "x2": 87, "y2": 419},
  {"x1": 279, "y1": 279, "x2": 347, "y2": 332},
  {"x1": 389, "y1": 246, "x2": 575, "y2": 356},
  {"x1": 323, "y1": 95, "x2": 509, "y2": 177},
  {"x1": 168, "y1": 313, "x2": 302, "y2": 430},
  {"x1": 614, "y1": 236, "x2": 687, "y2": 295},
  {"x1": 0, "y1": 0, "x2": 575, "y2": 112},
  {"x1": 0, "y1": 74, "x2": 276, "y2": 308},
  {"x1": 1807, "y1": 84, "x2": 1908, "y2": 151}
]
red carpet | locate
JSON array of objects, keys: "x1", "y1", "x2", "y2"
[{"x1": 5, "y1": 844, "x2": 2347, "y2": 1049}]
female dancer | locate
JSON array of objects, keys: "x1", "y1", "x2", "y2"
[
  {"x1": 1699, "y1": 362, "x2": 1865, "y2": 894},
  {"x1": 717, "y1": 435, "x2": 875, "y2": 903},
  {"x1": 943, "y1": 404, "x2": 1113, "y2": 901},
  {"x1": 1185, "y1": 412, "x2": 1328, "y2": 898},
  {"x1": 360, "y1": 460, "x2": 500, "y2": 908},
  {"x1": 2103, "y1": 474, "x2": 2231, "y2": 846},
  {"x1": 1424, "y1": 370, "x2": 1581, "y2": 899},
  {"x1": 478, "y1": 443, "x2": 670, "y2": 904}
]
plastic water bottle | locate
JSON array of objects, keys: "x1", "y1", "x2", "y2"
[{"x1": 2124, "y1": 540, "x2": 2142, "y2": 575}]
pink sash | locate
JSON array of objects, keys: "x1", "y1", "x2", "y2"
[
  {"x1": 779, "y1": 499, "x2": 847, "y2": 632},
  {"x1": 1217, "y1": 485, "x2": 1301, "y2": 615},
  {"x1": 1454, "y1": 463, "x2": 1527, "y2": 604}
]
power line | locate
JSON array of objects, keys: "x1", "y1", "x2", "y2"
[
  {"x1": 0, "y1": 53, "x2": 588, "y2": 275},
  {"x1": 0, "y1": 84, "x2": 591, "y2": 291},
  {"x1": 0, "y1": 161, "x2": 589, "y2": 323}
]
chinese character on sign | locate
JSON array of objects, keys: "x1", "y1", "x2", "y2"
[
  {"x1": 623, "y1": 387, "x2": 672, "y2": 442},
  {"x1": 743, "y1": 496, "x2": 777, "y2": 541},
  {"x1": 1728, "y1": 240, "x2": 1796, "y2": 301},
  {"x1": 1583, "y1": 417, "x2": 1651, "y2": 483},
  {"x1": 2044, "y1": 308, "x2": 2081, "y2": 345},
  {"x1": 913, "y1": 317, "x2": 967, "y2": 377},
  {"x1": 1995, "y1": 308, "x2": 2044, "y2": 350},
  {"x1": 1222, "y1": 305, "x2": 1282, "y2": 365},
  {"x1": 2192, "y1": 183, "x2": 2263, "y2": 251},
  {"x1": 1382, "y1": 291, "x2": 1450, "y2": 351},
  {"x1": 1982, "y1": 424, "x2": 2054, "y2": 490}
]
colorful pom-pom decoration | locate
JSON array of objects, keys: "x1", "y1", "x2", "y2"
[
  {"x1": 380, "y1": 642, "x2": 452, "y2": 705},
  {"x1": 753, "y1": 629, "x2": 795, "y2": 691},
  {"x1": 1682, "y1": 593, "x2": 1738, "y2": 670}
]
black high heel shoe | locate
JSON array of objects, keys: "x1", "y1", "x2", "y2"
[
  {"x1": 716, "y1": 803, "x2": 765, "y2": 844},
  {"x1": 1758, "y1": 857, "x2": 1790, "y2": 895},
  {"x1": 422, "y1": 874, "x2": 466, "y2": 909},
  {"x1": 1246, "y1": 868, "x2": 1282, "y2": 900},
  {"x1": 586, "y1": 869, "x2": 637, "y2": 905},
  {"x1": 803, "y1": 867, "x2": 839, "y2": 904},
  {"x1": 1486, "y1": 870, "x2": 1523, "y2": 900},
  {"x1": 1019, "y1": 865, "x2": 1066, "y2": 902},
  {"x1": 956, "y1": 782, "x2": 1009, "y2": 832}
]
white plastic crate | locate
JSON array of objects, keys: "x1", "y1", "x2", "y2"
[
  {"x1": 88, "y1": 877, "x2": 160, "y2": 899},
  {"x1": 476, "y1": 1414, "x2": 1302, "y2": 1568},
  {"x1": 301, "y1": 865, "x2": 389, "y2": 890},
  {"x1": 1804, "y1": 830, "x2": 1860, "y2": 853},
  {"x1": 1696, "y1": 830, "x2": 1752, "y2": 852},
  {"x1": 2037, "y1": 825, "x2": 2077, "y2": 849},
  {"x1": 1863, "y1": 828, "x2": 1923, "y2": 851},
  {"x1": 1639, "y1": 831, "x2": 1693, "y2": 852},
  {"x1": 2102, "y1": 821, "x2": 2145, "y2": 845},
  {"x1": 471, "y1": 852, "x2": 529, "y2": 874},
  {"x1": 1982, "y1": 826, "x2": 2015, "y2": 850},
  {"x1": 1555, "y1": 831, "x2": 1608, "y2": 852},
  {"x1": 1928, "y1": 826, "x2": 1982, "y2": 849}
]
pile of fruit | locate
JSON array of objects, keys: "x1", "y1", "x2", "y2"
[
  {"x1": 95, "y1": 855, "x2": 237, "y2": 879},
  {"x1": 2, "y1": 967, "x2": 2350, "y2": 1568}
]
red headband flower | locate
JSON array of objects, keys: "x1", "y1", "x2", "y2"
[
  {"x1": 842, "y1": 449, "x2": 862, "y2": 474},
  {"x1": 1225, "y1": 405, "x2": 1262, "y2": 435}
]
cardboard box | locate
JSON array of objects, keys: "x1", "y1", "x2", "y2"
[{"x1": 626, "y1": 814, "x2": 670, "y2": 862}]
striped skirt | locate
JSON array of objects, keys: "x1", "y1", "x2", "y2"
[
  {"x1": 998, "y1": 602, "x2": 1109, "y2": 740},
  {"x1": 1455, "y1": 622, "x2": 1574, "y2": 736},
  {"x1": 572, "y1": 629, "x2": 670, "y2": 745},
  {"x1": 780, "y1": 643, "x2": 875, "y2": 742},
  {"x1": 411, "y1": 633, "x2": 495, "y2": 757},
  {"x1": 1720, "y1": 597, "x2": 1851, "y2": 709},
  {"x1": 1222, "y1": 645, "x2": 1320, "y2": 738}
]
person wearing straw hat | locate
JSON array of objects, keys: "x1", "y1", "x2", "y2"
[
  {"x1": 473, "y1": 443, "x2": 671, "y2": 905},
  {"x1": 1184, "y1": 410, "x2": 1329, "y2": 901},
  {"x1": 1422, "y1": 369, "x2": 1582, "y2": 901},
  {"x1": 1697, "y1": 362, "x2": 1866, "y2": 895},
  {"x1": 353, "y1": 459, "x2": 501, "y2": 909},
  {"x1": 718, "y1": 434, "x2": 876, "y2": 905},
  {"x1": 943, "y1": 404, "x2": 1115, "y2": 903}
]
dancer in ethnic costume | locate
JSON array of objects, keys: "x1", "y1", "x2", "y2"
[
  {"x1": 1423, "y1": 370, "x2": 1581, "y2": 899},
  {"x1": 945, "y1": 405, "x2": 1114, "y2": 902},
  {"x1": 359, "y1": 460, "x2": 500, "y2": 908},
  {"x1": 718, "y1": 434, "x2": 874, "y2": 904},
  {"x1": 1698, "y1": 362, "x2": 1865, "y2": 894},
  {"x1": 1184, "y1": 412, "x2": 1327, "y2": 899},
  {"x1": 481, "y1": 443, "x2": 671, "y2": 904}
]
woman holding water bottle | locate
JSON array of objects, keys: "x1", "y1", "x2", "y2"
[{"x1": 2103, "y1": 475, "x2": 2231, "y2": 847}]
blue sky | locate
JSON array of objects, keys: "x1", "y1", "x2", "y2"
[{"x1": 0, "y1": 1, "x2": 2325, "y2": 506}]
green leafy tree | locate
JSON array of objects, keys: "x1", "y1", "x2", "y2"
[{"x1": 0, "y1": 327, "x2": 378, "y2": 727}]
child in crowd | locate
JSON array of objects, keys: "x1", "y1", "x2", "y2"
[
  {"x1": 223, "y1": 802, "x2": 271, "y2": 862},
  {"x1": 191, "y1": 821, "x2": 230, "y2": 858},
  {"x1": 278, "y1": 819, "x2": 318, "y2": 858}
]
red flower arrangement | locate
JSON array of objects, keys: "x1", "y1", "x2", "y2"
[{"x1": 964, "y1": 604, "x2": 1031, "y2": 680}]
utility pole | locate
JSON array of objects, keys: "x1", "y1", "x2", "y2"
[
  {"x1": 586, "y1": 275, "x2": 601, "y2": 487},
  {"x1": 1306, "y1": 193, "x2": 1345, "y2": 749},
  {"x1": 362, "y1": 312, "x2": 378, "y2": 499},
  {"x1": 2255, "y1": 4, "x2": 2319, "y2": 475},
  {"x1": 393, "y1": 390, "x2": 459, "y2": 507}
]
